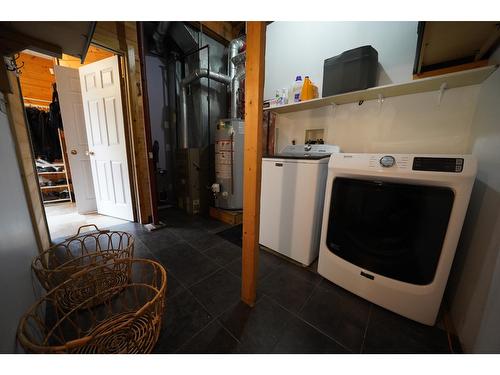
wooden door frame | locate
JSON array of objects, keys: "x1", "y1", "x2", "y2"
[
  {"x1": 13, "y1": 46, "x2": 140, "y2": 246},
  {"x1": 1, "y1": 22, "x2": 154, "y2": 251},
  {"x1": 136, "y1": 22, "x2": 159, "y2": 225},
  {"x1": 3, "y1": 66, "x2": 51, "y2": 250}
]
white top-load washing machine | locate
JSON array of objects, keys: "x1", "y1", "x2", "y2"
[
  {"x1": 318, "y1": 153, "x2": 477, "y2": 325},
  {"x1": 259, "y1": 144, "x2": 341, "y2": 266}
]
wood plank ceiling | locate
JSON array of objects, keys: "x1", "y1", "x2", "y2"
[{"x1": 18, "y1": 45, "x2": 116, "y2": 105}]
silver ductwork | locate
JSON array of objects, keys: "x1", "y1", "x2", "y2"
[
  {"x1": 169, "y1": 23, "x2": 199, "y2": 54},
  {"x1": 228, "y1": 37, "x2": 245, "y2": 118},
  {"x1": 230, "y1": 51, "x2": 246, "y2": 119},
  {"x1": 182, "y1": 68, "x2": 231, "y2": 86},
  {"x1": 228, "y1": 37, "x2": 245, "y2": 82},
  {"x1": 179, "y1": 68, "x2": 231, "y2": 148},
  {"x1": 152, "y1": 22, "x2": 171, "y2": 55},
  {"x1": 179, "y1": 36, "x2": 245, "y2": 148}
]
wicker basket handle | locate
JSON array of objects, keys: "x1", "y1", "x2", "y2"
[
  {"x1": 67, "y1": 224, "x2": 110, "y2": 239},
  {"x1": 64, "y1": 336, "x2": 93, "y2": 350}
]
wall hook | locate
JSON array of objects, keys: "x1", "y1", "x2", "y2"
[
  {"x1": 378, "y1": 94, "x2": 384, "y2": 110},
  {"x1": 5, "y1": 53, "x2": 24, "y2": 74},
  {"x1": 438, "y1": 82, "x2": 447, "y2": 105}
]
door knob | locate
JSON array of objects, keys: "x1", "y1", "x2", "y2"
[{"x1": 70, "y1": 149, "x2": 77, "y2": 155}]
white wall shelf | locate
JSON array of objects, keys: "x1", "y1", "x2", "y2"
[{"x1": 264, "y1": 65, "x2": 498, "y2": 115}]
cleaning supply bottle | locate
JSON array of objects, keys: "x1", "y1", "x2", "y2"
[
  {"x1": 273, "y1": 89, "x2": 281, "y2": 107},
  {"x1": 292, "y1": 76, "x2": 303, "y2": 103},
  {"x1": 301, "y1": 76, "x2": 314, "y2": 101},
  {"x1": 281, "y1": 88, "x2": 288, "y2": 105}
]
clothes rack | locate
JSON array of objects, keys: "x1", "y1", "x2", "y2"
[
  {"x1": 36, "y1": 129, "x2": 73, "y2": 204},
  {"x1": 24, "y1": 92, "x2": 72, "y2": 204},
  {"x1": 24, "y1": 102, "x2": 50, "y2": 110}
]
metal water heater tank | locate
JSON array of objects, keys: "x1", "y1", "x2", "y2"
[{"x1": 213, "y1": 119, "x2": 244, "y2": 210}]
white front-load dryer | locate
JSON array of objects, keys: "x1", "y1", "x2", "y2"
[{"x1": 317, "y1": 153, "x2": 477, "y2": 325}]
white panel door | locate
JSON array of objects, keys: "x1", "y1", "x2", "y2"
[
  {"x1": 79, "y1": 56, "x2": 134, "y2": 221},
  {"x1": 54, "y1": 65, "x2": 97, "y2": 214}
]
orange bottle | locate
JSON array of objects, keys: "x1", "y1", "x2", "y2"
[{"x1": 301, "y1": 76, "x2": 314, "y2": 101}]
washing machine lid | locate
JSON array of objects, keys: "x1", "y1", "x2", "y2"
[{"x1": 265, "y1": 144, "x2": 341, "y2": 160}]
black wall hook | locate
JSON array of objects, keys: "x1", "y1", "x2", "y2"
[{"x1": 5, "y1": 53, "x2": 24, "y2": 74}]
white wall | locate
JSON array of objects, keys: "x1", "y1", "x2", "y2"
[
  {"x1": 0, "y1": 93, "x2": 40, "y2": 353},
  {"x1": 264, "y1": 22, "x2": 418, "y2": 100},
  {"x1": 448, "y1": 68, "x2": 500, "y2": 353},
  {"x1": 275, "y1": 85, "x2": 480, "y2": 154},
  {"x1": 145, "y1": 55, "x2": 167, "y2": 170}
]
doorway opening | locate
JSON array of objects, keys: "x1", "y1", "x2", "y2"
[
  {"x1": 140, "y1": 22, "x2": 246, "y2": 222},
  {"x1": 18, "y1": 45, "x2": 134, "y2": 240}
]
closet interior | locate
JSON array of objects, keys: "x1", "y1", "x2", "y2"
[{"x1": 19, "y1": 51, "x2": 72, "y2": 204}]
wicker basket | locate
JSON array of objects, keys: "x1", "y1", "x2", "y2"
[
  {"x1": 18, "y1": 258, "x2": 167, "y2": 354},
  {"x1": 33, "y1": 224, "x2": 134, "y2": 293}
]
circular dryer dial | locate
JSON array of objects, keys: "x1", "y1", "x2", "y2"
[{"x1": 380, "y1": 155, "x2": 396, "y2": 168}]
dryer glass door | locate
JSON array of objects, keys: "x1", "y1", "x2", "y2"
[{"x1": 326, "y1": 177, "x2": 454, "y2": 285}]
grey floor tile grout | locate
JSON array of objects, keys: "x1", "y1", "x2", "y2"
[
  {"x1": 173, "y1": 293, "x2": 249, "y2": 353},
  {"x1": 215, "y1": 294, "x2": 293, "y2": 353},
  {"x1": 261, "y1": 284, "x2": 354, "y2": 353},
  {"x1": 151, "y1": 237, "x2": 219, "y2": 294},
  {"x1": 186, "y1": 265, "x2": 226, "y2": 290},
  {"x1": 259, "y1": 266, "x2": 280, "y2": 284},
  {"x1": 360, "y1": 304, "x2": 373, "y2": 354},
  {"x1": 198, "y1": 238, "x2": 241, "y2": 254},
  {"x1": 145, "y1": 244, "x2": 344, "y2": 351},
  {"x1": 297, "y1": 277, "x2": 322, "y2": 314},
  {"x1": 164, "y1": 282, "x2": 218, "y2": 353},
  {"x1": 222, "y1": 261, "x2": 242, "y2": 279},
  {"x1": 210, "y1": 307, "x2": 244, "y2": 346},
  {"x1": 172, "y1": 318, "x2": 220, "y2": 354},
  {"x1": 213, "y1": 255, "x2": 243, "y2": 269}
]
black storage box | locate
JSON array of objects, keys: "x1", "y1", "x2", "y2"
[{"x1": 322, "y1": 45, "x2": 378, "y2": 97}]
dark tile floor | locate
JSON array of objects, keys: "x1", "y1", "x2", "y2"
[{"x1": 106, "y1": 208, "x2": 451, "y2": 354}]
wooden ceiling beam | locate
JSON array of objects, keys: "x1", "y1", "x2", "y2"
[
  {"x1": 187, "y1": 21, "x2": 244, "y2": 45},
  {"x1": 475, "y1": 26, "x2": 500, "y2": 61},
  {"x1": 0, "y1": 26, "x2": 62, "y2": 58}
]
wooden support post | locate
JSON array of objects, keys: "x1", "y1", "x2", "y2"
[{"x1": 241, "y1": 22, "x2": 266, "y2": 306}]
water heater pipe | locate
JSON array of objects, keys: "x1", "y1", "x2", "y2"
[
  {"x1": 179, "y1": 36, "x2": 245, "y2": 149},
  {"x1": 228, "y1": 37, "x2": 245, "y2": 82},
  {"x1": 179, "y1": 68, "x2": 231, "y2": 148}
]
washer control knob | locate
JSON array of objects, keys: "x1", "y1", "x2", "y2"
[{"x1": 380, "y1": 155, "x2": 396, "y2": 168}]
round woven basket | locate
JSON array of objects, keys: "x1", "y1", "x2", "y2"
[
  {"x1": 18, "y1": 258, "x2": 167, "y2": 354},
  {"x1": 33, "y1": 224, "x2": 134, "y2": 292}
]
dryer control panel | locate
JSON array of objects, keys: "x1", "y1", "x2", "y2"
[
  {"x1": 412, "y1": 157, "x2": 464, "y2": 173},
  {"x1": 368, "y1": 155, "x2": 410, "y2": 169},
  {"x1": 330, "y1": 153, "x2": 475, "y2": 178}
]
